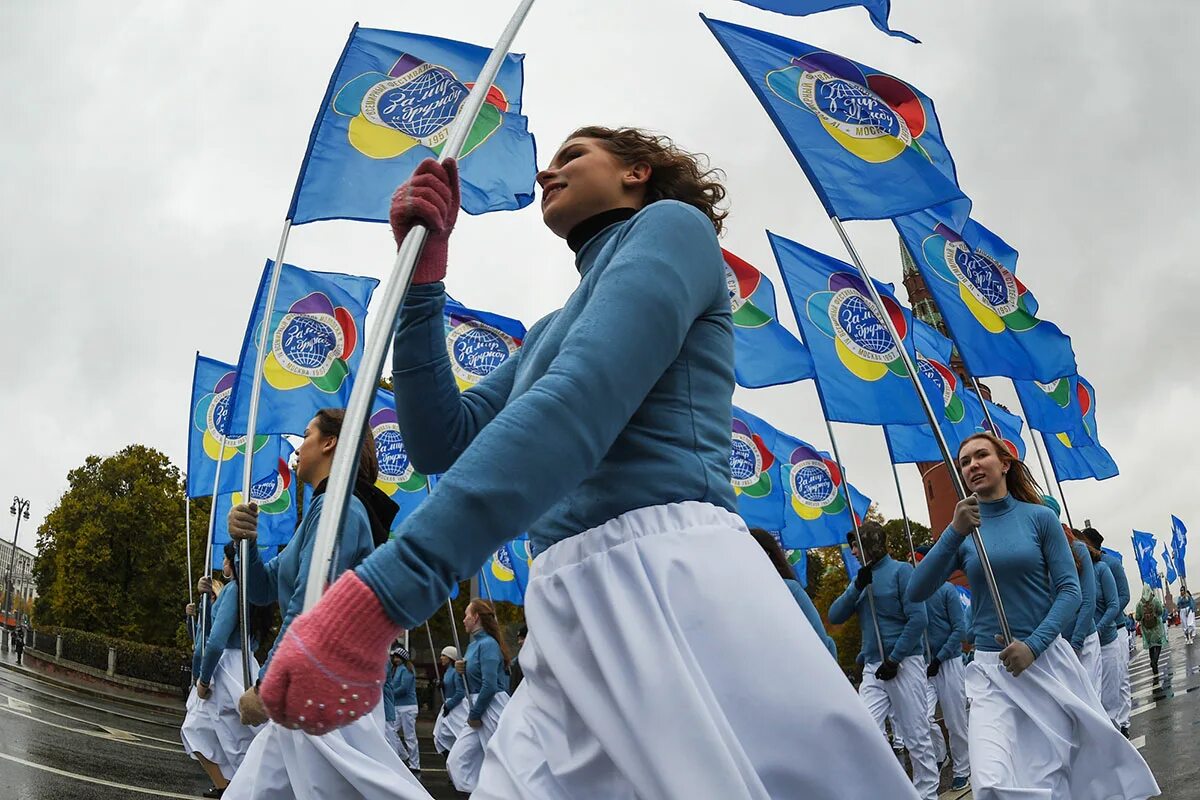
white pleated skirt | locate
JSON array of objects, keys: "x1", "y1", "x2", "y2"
[
  {"x1": 1079, "y1": 631, "x2": 1104, "y2": 699},
  {"x1": 966, "y1": 638, "x2": 1158, "y2": 799},
  {"x1": 472, "y1": 501, "x2": 920, "y2": 800},
  {"x1": 433, "y1": 697, "x2": 469, "y2": 754},
  {"x1": 1184, "y1": 608, "x2": 1195, "y2": 634},
  {"x1": 180, "y1": 649, "x2": 264, "y2": 778},
  {"x1": 223, "y1": 705, "x2": 431, "y2": 799},
  {"x1": 445, "y1": 691, "x2": 510, "y2": 792}
]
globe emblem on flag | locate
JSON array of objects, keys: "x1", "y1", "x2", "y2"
[
  {"x1": 946, "y1": 244, "x2": 1019, "y2": 317},
  {"x1": 723, "y1": 250, "x2": 772, "y2": 329},
  {"x1": 206, "y1": 393, "x2": 246, "y2": 450},
  {"x1": 446, "y1": 320, "x2": 517, "y2": 390},
  {"x1": 194, "y1": 371, "x2": 268, "y2": 461},
  {"x1": 807, "y1": 272, "x2": 909, "y2": 382},
  {"x1": 767, "y1": 51, "x2": 928, "y2": 164},
  {"x1": 366, "y1": 63, "x2": 468, "y2": 145},
  {"x1": 730, "y1": 418, "x2": 774, "y2": 497},
  {"x1": 369, "y1": 406, "x2": 426, "y2": 496},
  {"x1": 922, "y1": 232, "x2": 1039, "y2": 336},
  {"x1": 490, "y1": 545, "x2": 516, "y2": 582},
  {"x1": 831, "y1": 291, "x2": 896, "y2": 361},
  {"x1": 265, "y1": 293, "x2": 358, "y2": 393},
  {"x1": 786, "y1": 444, "x2": 848, "y2": 521},
  {"x1": 236, "y1": 458, "x2": 292, "y2": 515},
  {"x1": 917, "y1": 356, "x2": 964, "y2": 423},
  {"x1": 276, "y1": 315, "x2": 342, "y2": 374}
]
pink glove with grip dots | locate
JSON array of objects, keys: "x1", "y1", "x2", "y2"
[
  {"x1": 390, "y1": 157, "x2": 460, "y2": 285},
  {"x1": 258, "y1": 572, "x2": 403, "y2": 734}
]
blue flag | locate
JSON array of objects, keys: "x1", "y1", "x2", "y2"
[
  {"x1": 1171, "y1": 515, "x2": 1187, "y2": 580},
  {"x1": 1132, "y1": 531, "x2": 1161, "y2": 589},
  {"x1": 775, "y1": 429, "x2": 872, "y2": 550},
  {"x1": 913, "y1": 318, "x2": 953, "y2": 365},
  {"x1": 211, "y1": 442, "x2": 299, "y2": 556},
  {"x1": 371, "y1": 387, "x2": 429, "y2": 531},
  {"x1": 1042, "y1": 376, "x2": 1117, "y2": 481},
  {"x1": 771, "y1": 232, "x2": 926, "y2": 424},
  {"x1": 840, "y1": 543, "x2": 861, "y2": 581},
  {"x1": 289, "y1": 25, "x2": 536, "y2": 224},
  {"x1": 188, "y1": 354, "x2": 275, "y2": 498},
  {"x1": 895, "y1": 206, "x2": 1076, "y2": 382},
  {"x1": 954, "y1": 584, "x2": 971, "y2": 618},
  {"x1": 1163, "y1": 544, "x2": 1178, "y2": 586},
  {"x1": 730, "y1": 406, "x2": 788, "y2": 530},
  {"x1": 723, "y1": 249, "x2": 815, "y2": 388},
  {"x1": 784, "y1": 542, "x2": 808, "y2": 588},
  {"x1": 734, "y1": 0, "x2": 917, "y2": 42},
  {"x1": 1013, "y1": 374, "x2": 1087, "y2": 434},
  {"x1": 478, "y1": 534, "x2": 533, "y2": 606},
  {"x1": 704, "y1": 17, "x2": 967, "y2": 222},
  {"x1": 1100, "y1": 546, "x2": 1123, "y2": 564},
  {"x1": 226, "y1": 261, "x2": 379, "y2": 437},
  {"x1": 443, "y1": 296, "x2": 527, "y2": 390}
]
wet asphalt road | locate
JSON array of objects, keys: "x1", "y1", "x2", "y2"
[{"x1": 0, "y1": 632, "x2": 1192, "y2": 798}]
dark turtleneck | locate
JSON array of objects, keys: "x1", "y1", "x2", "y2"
[{"x1": 566, "y1": 207, "x2": 638, "y2": 254}]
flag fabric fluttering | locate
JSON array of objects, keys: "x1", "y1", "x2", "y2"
[
  {"x1": 1133, "y1": 531, "x2": 1161, "y2": 589},
  {"x1": 704, "y1": 17, "x2": 967, "y2": 222},
  {"x1": 1163, "y1": 544, "x2": 1178, "y2": 586},
  {"x1": 1171, "y1": 515, "x2": 1188, "y2": 580},
  {"x1": 723, "y1": 249, "x2": 815, "y2": 389},
  {"x1": 839, "y1": 543, "x2": 861, "y2": 580},
  {"x1": 1013, "y1": 373, "x2": 1087, "y2": 434},
  {"x1": 1100, "y1": 546, "x2": 1123, "y2": 564},
  {"x1": 730, "y1": 406, "x2": 788, "y2": 531},
  {"x1": 289, "y1": 25, "x2": 537, "y2": 224},
  {"x1": 225, "y1": 261, "x2": 379, "y2": 437},
  {"x1": 371, "y1": 387, "x2": 429, "y2": 531},
  {"x1": 443, "y1": 296, "x2": 527, "y2": 391},
  {"x1": 775, "y1": 428, "x2": 871, "y2": 550},
  {"x1": 771, "y1": 232, "x2": 926, "y2": 425},
  {"x1": 211, "y1": 446, "x2": 299, "y2": 559},
  {"x1": 478, "y1": 534, "x2": 533, "y2": 605},
  {"x1": 1042, "y1": 376, "x2": 1117, "y2": 481},
  {"x1": 188, "y1": 354, "x2": 275, "y2": 499},
  {"x1": 733, "y1": 0, "x2": 918, "y2": 43},
  {"x1": 895, "y1": 205, "x2": 1076, "y2": 382}
]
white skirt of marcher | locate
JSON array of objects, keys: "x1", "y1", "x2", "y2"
[
  {"x1": 472, "y1": 501, "x2": 921, "y2": 800},
  {"x1": 180, "y1": 649, "x2": 264, "y2": 777},
  {"x1": 1079, "y1": 631, "x2": 1104, "y2": 699},
  {"x1": 445, "y1": 691, "x2": 510, "y2": 792},
  {"x1": 433, "y1": 696, "x2": 469, "y2": 754},
  {"x1": 966, "y1": 637, "x2": 1159, "y2": 800},
  {"x1": 222, "y1": 705, "x2": 431, "y2": 800}
]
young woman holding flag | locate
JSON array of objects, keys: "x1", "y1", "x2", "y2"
[
  {"x1": 251, "y1": 128, "x2": 920, "y2": 799},
  {"x1": 445, "y1": 599, "x2": 510, "y2": 793}
]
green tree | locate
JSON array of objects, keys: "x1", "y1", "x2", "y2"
[{"x1": 34, "y1": 445, "x2": 198, "y2": 647}]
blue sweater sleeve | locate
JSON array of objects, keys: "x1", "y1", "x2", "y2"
[
  {"x1": 469, "y1": 638, "x2": 503, "y2": 720},
  {"x1": 937, "y1": 585, "x2": 968, "y2": 663},
  {"x1": 1069, "y1": 542, "x2": 1097, "y2": 650},
  {"x1": 785, "y1": 579, "x2": 836, "y2": 660},
  {"x1": 1025, "y1": 511, "x2": 1081, "y2": 657},
  {"x1": 244, "y1": 545, "x2": 279, "y2": 607},
  {"x1": 199, "y1": 587, "x2": 238, "y2": 684},
  {"x1": 444, "y1": 670, "x2": 464, "y2": 711},
  {"x1": 890, "y1": 564, "x2": 927, "y2": 663},
  {"x1": 1095, "y1": 561, "x2": 1120, "y2": 632},
  {"x1": 1109, "y1": 556, "x2": 1131, "y2": 612},
  {"x1": 357, "y1": 202, "x2": 727, "y2": 628},
  {"x1": 908, "y1": 528, "x2": 965, "y2": 602},
  {"x1": 828, "y1": 581, "x2": 861, "y2": 626},
  {"x1": 389, "y1": 282, "x2": 521, "y2": 475}
]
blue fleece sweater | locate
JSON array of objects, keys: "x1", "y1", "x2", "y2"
[
  {"x1": 197, "y1": 582, "x2": 257, "y2": 684},
  {"x1": 463, "y1": 631, "x2": 507, "y2": 721},
  {"x1": 442, "y1": 668, "x2": 464, "y2": 711},
  {"x1": 393, "y1": 665, "x2": 417, "y2": 708},
  {"x1": 908, "y1": 496, "x2": 1081, "y2": 657},
  {"x1": 190, "y1": 597, "x2": 213, "y2": 679},
  {"x1": 1094, "y1": 560, "x2": 1121, "y2": 646},
  {"x1": 925, "y1": 582, "x2": 968, "y2": 664},
  {"x1": 1068, "y1": 540, "x2": 1097, "y2": 650},
  {"x1": 244, "y1": 492, "x2": 376, "y2": 681},
  {"x1": 829, "y1": 555, "x2": 927, "y2": 664},
  {"x1": 1102, "y1": 551, "x2": 1131, "y2": 615},
  {"x1": 784, "y1": 578, "x2": 837, "y2": 660},
  {"x1": 357, "y1": 201, "x2": 735, "y2": 628}
]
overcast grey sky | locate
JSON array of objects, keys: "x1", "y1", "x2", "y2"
[{"x1": 2, "y1": 1, "x2": 1196, "y2": 584}]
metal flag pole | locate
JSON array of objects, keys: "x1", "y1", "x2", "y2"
[
  {"x1": 830, "y1": 217, "x2": 1013, "y2": 644},
  {"x1": 822, "y1": 417, "x2": 886, "y2": 662},
  {"x1": 885, "y1": 437, "x2": 933, "y2": 662},
  {"x1": 1047, "y1": 452, "x2": 1077, "y2": 531},
  {"x1": 967, "y1": 375, "x2": 998, "y2": 436},
  {"x1": 305, "y1": 0, "x2": 538, "y2": 613},
  {"x1": 423, "y1": 621, "x2": 445, "y2": 706},
  {"x1": 199, "y1": 441, "x2": 228, "y2": 668},
  {"x1": 185, "y1": 498, "x2": 195, "y2": 641},
  {"x1": 479, "y1": 569, "x2": 496, "y2": 604},
  {"x1": 446, "y1": 599, "x2": 464, "y2": 657}
]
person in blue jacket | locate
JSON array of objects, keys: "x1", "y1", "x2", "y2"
[
  {"x1": 1080, "y1": 525, "x2": 1134, "y2": 734},
  {"x1": 253, "y1": 128, "x2": 921, "y2": 798},
  {"x1": 446, "y1": 600, "x2": 511, "y2": 793},
  {"x1": 432, "y1": 646, "x2": 463, "y2": 756},
  {"x1": 1091, "y1": 545, "x2": 1124, "y2": 727},
  {"x1": 389, "y1": 647, "x2": 420, "y2": 774},
  {"x1": 830, "y1": 522, "x2": 937, "y2": 800},
  {"x1": 916, "y1": 553, "x2": 971, "y2": 793},
  {"x1": 907, "y1": 433, "x2": 1156, "y2": 799},
  {"x1": 1179, "y1": 588, "x2": 1196, "y2": 645},
  {"x1": 749, "y1": 528, "x2": 837, "y2": 660}
]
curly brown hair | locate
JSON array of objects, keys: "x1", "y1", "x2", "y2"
[{"x1": 567, "y1": 126, "x2": 728, "y2": 235}]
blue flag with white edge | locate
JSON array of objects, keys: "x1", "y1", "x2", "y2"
[
  {"x1": 1042, "y1": 375, "x2": 1116, "y2": 481},
  {"x1": 225, "y1": 261, "x2": 379, "y2": 437},
  {"x1": 188, "y1": 354, "x2": 276, "y2": 498},
  {"x1": 771, "y1": 231, "x2": 926, "y2": 425},
  {"x1": 774, "y1": 429, "x2": 871, "y2": 550},
  {"x1": 1132, "y1": 531, "x2": 1161, "y2": 589},
  {"x1": 1172, "y1": 515, "x2": 1187, "y2": 580},
  {"x1": 211, "y1": 442, "x2": 298, "y2": 555},
  {"x1": 1013, "y1": 374, "x2": 1086, "y2": 434},
  {"x1": 840, "y1": 543, "x2": 861, "y2": 581},
  {"x1": 704, "y1": 17, "x2": 968, "y2": 222},
  {"x1": 1163, "y1": 544, "x2": 1177, "y2": 585},
  {"x1": 478, "y1": 534, "x2": 533, "y2": 605},
  {"x1": 371, "y1": 387, "x2": 429, "y2": 532},
  {"x1": 734, "y1": 0, "x2": 917, "y2": 43},
  {"x1": 895, "y1": 205, "x2": 1076, "y2": 382},
  {"x1": 723, "y1": 249, "x2": 814, "y2": 389},
  {"x1": 289, "y1": 25, "x2": 536, "y2": 224},
  {"x1": 443, "y1": 296, "x2": 527, "y2": 391},
  {"x1": 730, "y1": 406, "x2": 788, "y2": 531}
]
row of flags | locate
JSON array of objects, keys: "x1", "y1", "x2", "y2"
[{"x1": 1131, "y1": 517, "x2": 1189, "y2": 590}]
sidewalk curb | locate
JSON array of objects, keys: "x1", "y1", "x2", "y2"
[{"x1": 0, "y1": 657, "x2": 185, "y2": 716}]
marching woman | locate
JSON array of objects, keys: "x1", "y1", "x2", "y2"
[
  {"x1": 1067, "y1": 527, "x2": 1103, "y2": 699},
  {"x1": 919, "y1": 567, "x2": 971, "y2": 793},
  {"x1": 252, "y1": 129, "x2": 920, "y2": 799},
  {"x1": 431, "y1": 646, "x2": 463, "y2": 756},
  {"x1": 222, "y1": 410, "x2": 432, "y2": 800},
  {"x1": 1081, "y1": 526, "x2": 1133, "y2": 734},
  {"x1": 446, "y1": 600, "x2": 510, "y2": 792},
  {"x1": 1093, "y1": 546, "x2": 1124, "y2": 726},
  {"x1": 182, "y1": 544, "x2": 271, "y2": 798},
  {"x1": 749, "y1": 527, "x2": 837, "y2": 659},
  {"x1": 829, "y1": 522, "x2": 937, "y2": 800},
  {"x1": 1179, "y1": 588, "x2": 1196, "y2": 645},
  {"x1": 908, "y1": 433, "x2": 1158, "y2": 799},
  {"x1": 390, "y1": 647, "x2": 421, "y2": 775}
]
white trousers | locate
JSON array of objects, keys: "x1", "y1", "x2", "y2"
[
  {"x1": 384, "y1": 706, "x2": 420, "y2": 771},
  {"x1": 931, "y1": 657, "x2": 970, "y2": 779},
  {"x1": 965, "y1": 638, "x2": 1157, "y2": 799},
  {"x1": 180, "y1": 650, "x2": 264, "y2": 779},
  {"x1": 1078, "y1": 632, "x2": 1103, "y2": 700},
  {"x1": 925, "y1": 680, "x2": 946, "y2": 766},
  {"x1": 433, "y1": 699, "x2": 467, "y2": 755},
  {"x1": 446, "y1": 691, "x2": 510, "y2": 793},
  {"x1": 861, "y1": 656, "x2": 939, "y2": 800},
  {"x1": 472, "y1": 501, "x2": 920, "y2": 800},
  {"x1": 1184, "y1": 609, "x2": 1195, "y2": 637},
  {"x1": 1099, "y1": 636, "x2": 1126, "y2": 726},
  {"x1": 1117, "y1": 627, "x2": 1133, "y2": 727}
]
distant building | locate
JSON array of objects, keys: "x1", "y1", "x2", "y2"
[{"x1": 0, "y1": 538, "x2": 37, "y2": 612}]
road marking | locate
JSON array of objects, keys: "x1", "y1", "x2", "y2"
[
  {"x1": 1131, "y1": 735, "x2": 1146, "y2": 749},
  {"x1": 1131, "y1": 702, "x2": 1156, "y2": 717},
  {"x1": 0, "y1": 750, "x2": 203, "y2": 798},
  {"x1": 0, "y1": 698, "x2": 182, "y2": 752},
  {"x1": 0, "y1": 688, "x2": 180, "y2": 746},
  {"x1": 7, "y1": 696, "x2": 32, "y2": 713},
  {"x1": 0, "y1": 670, "x2": 181, "y2": 728}
]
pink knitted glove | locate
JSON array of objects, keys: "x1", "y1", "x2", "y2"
[
  {"x1": 389, "y1": 157, "x2": 460, "y2": 285},
  {"x1": 259, "y1": 571, "x2": 403, "y2": 735}
]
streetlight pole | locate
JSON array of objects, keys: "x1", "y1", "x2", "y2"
[{"x1": 4, "y1": 497, "x2": 30, "y2": 654}]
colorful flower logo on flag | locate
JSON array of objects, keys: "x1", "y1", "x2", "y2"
[
  {"x1": 973, "y1": 416, "x2": 1020, "y2": 458},
  {"x1": 917, "y1": 355, "x2": 964, "y2": 424},
  {"x1": 370, "y1": 406, "x2": 427, "y2": 496},
  {"x1": 193, "y1": 370, "x2": 269, "y2": 460},
  {"x1": 784, "y1": 443, "x2": 847, "y2": 520},
  {"x1": 806, "y1": 272, "x2": 908, "y2": 381},
  {"x1": 766, "y1": 51, "x2": 928, "y2": 164},
  {"x1": 332, "y1": 54, "x2": 507, "y2": 161},
  {"x1": 265, "y1": 292, "x2": 358, "y2": 393},
  {"x1": 445, "y1": 313, "x2": 521, "y2": 391},
  {"x1": 730, "y1": 418, "x2": 775, "y2": 497},
  {"x1": 233, "y1": 457, "x2": 293, "y2": 515},
  {"x1": 489, "y1": 539, "x2": 532, "y2": 583},
  {"x1": 1035, "y1": 377, "x2": 1072, "y2": 409},
  {"x1": 723, "y1": 249, "x2": 772, "y2": 328},
  {"x1": 921, "y1": 226, "x2": 1038, "y2": 335}
]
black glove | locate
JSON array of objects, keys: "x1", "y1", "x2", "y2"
[
  {"x1": 854, "y1": 561, "x2": 875, "y2": 591},
  {"x1": 926, "y1": 657, "x2": 941, "y2": 678},
  {"x1": 875, "y1": 658, "x2": 900, "y2": 681}
]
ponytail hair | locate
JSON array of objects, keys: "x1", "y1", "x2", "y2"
[
  {"x1": 748, "y1": 528, "x2": 795, "y2": 581},
  {"x1": 957, "y1": 433, "x2": 1044, "y2": 505},
  {"x1": 468, "y1": 599, "x2": 512, "y2": 665}
]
